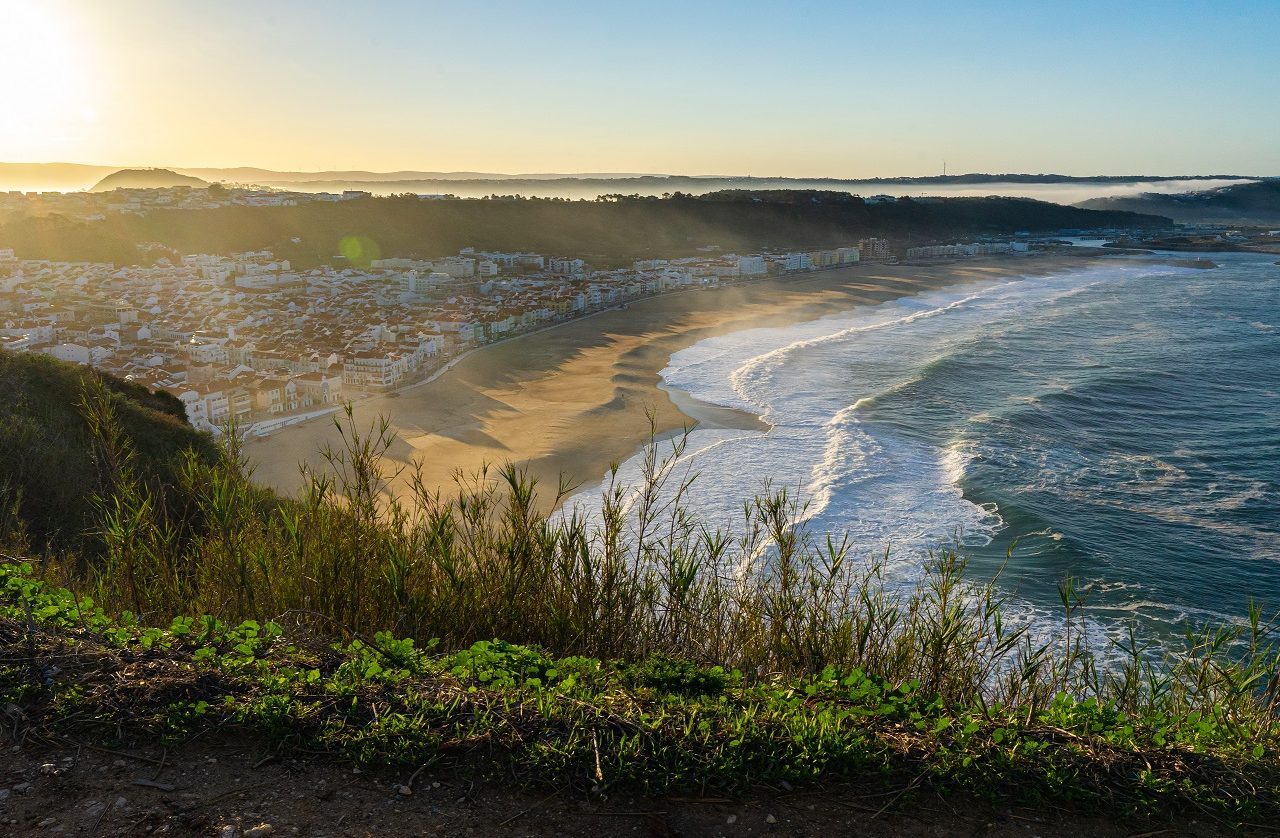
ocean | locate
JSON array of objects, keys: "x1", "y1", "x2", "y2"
[{"x1": 567, "y1": 250, "x2": 1280, "y2": 643}]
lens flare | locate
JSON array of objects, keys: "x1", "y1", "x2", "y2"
[{"x1": 338, "y1": 235, "x2": 381, "y2": 268}]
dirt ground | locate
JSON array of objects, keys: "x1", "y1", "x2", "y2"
[{"x1": 0, "y1": 737, "x2": 1245, "y2": 837}]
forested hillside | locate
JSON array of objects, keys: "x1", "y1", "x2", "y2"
[{"x1": 0, "y1": 191, "x2": 1170, "y2": 268}]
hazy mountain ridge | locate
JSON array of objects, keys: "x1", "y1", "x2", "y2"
[
  {"x1": 167, "y1": 170, "x2": 1266, "y2": 187},
  {"x1": 0, "y1": 161, "x2": 1260, "y2": 193}
]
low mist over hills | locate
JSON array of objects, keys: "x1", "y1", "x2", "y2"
[
  {"x1": 1076, "y1": 179, "x2": 1280, "y2": 225},
  {"x1": 90, "y1": 168, "x2": 209, "y2": 192},
  {"x1": 0, "y1": 161, "x2": 1258, "y2": 200}
]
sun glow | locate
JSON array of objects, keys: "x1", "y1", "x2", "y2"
[{"x1": 0, "y1": 0, "x2": 96, "y2": 158}]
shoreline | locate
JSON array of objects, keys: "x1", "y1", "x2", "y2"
[{"x1": 247, "y1": 252, "x2": 1108, "y2": 509}]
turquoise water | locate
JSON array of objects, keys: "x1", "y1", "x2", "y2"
[{"x1": 571, "y1": 252, "x2": 1280, "y2": 638}]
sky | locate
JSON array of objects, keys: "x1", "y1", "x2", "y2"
[{"x1": 1, "y1": 0, "x2": 1278, "y2": 177}]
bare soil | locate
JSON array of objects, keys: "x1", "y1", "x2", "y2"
[{"x1": 0, "y1": 736, "x2": 1241, "y2": 837}]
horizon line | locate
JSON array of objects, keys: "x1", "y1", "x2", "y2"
[{"x1": 0, "y1": 161, "x2": 1270, "y2": 182}]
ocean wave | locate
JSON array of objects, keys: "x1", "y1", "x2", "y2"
[
  {"x1": 725, "y1": 289, "x2": 997, "y2": 422},
  {"x1": 565, "y1": 257, "x2": 1278, "y2": 649}
]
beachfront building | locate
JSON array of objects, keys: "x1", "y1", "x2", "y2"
[
  {"x1": 252, "y1": 376, "x2": 299, "y2": 415},
  {"x1": 434, "y1": 318, "x2": 481, "y2": 346},
  {"x1": 343, "y1": 351, "x2": 405, "y2": 390},
  {"x1": 294, "y1": 369, "x2": 344, "y2": 405},
  {"x1": 227, "y1": 388, "x2": 254, "y2": 422},
  {"x1": 658, "y1": 270, "x2": 696, "y2": 290},
  {"x1": 859, "y1": 238, "x2": 893, "y2": 260},
  {"x1": 905, "y1": 241, "x2": 1020, "y2": 259},
  {"x1": 783, "y1": 252, "x2": 812, "y2": 272},
  {"x1": 807, "y1": 247, "x2": 861, "y2": 269}
]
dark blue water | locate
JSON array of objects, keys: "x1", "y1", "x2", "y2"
[
  {"x1": 578, "y1": 251, "x2": 1280, "y2": 639},
  {"x1": 858, "y1": 253, "x2": 1280, "y2": 629}
]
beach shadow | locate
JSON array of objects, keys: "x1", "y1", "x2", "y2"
[{"x1": 431, "y1": 426, "x2": 512, "y2": 450}]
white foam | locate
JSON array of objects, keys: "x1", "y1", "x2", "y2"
[{"x1": 564, "y1": 261, "x2": 1190, "y2": 588}]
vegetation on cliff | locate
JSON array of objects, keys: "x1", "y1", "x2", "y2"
[{"x1": 0, "y1": 350, "x2": 218, "y2": 553}]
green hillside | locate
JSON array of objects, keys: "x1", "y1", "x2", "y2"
[{"x1": 0, "y1": 350, "x2": 218, "y2": 552}]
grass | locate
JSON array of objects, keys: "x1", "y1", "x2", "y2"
[
  {"x1": 1, "y1": 560, "x2": 1277, "y2": 822},
  {"x1": 1, "y1": 379, "x2": 1278, "y2": 822},
  {"x1": 0, "y1": 350, "x2": 218, "y2": 554}
]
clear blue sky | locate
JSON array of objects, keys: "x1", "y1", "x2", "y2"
[{"x1": 5, "y1": 0, "x2": 1278, "y2": 175}]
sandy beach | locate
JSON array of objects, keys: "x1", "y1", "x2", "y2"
[{"x1": 247, "y1": 252, "x2": 1103, "y2": 509}]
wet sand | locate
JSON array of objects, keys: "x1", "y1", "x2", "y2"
[{"x1": 248, "y1": 253, "x2": 1102, "y2": 509}]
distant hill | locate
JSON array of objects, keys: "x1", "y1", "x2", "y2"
[
  {"x1": 0, "y1": 350, "x2": 218, "y2": 552},
  {"x1": 1076, "y1": 179, "x2": 1280, "y2": 225},
  {"x1": 91, "y1": 168, "x2": 209, "y2": 192},
  {"x1": 0, "y1": 191, "x2": 1170, "y2": 268}
]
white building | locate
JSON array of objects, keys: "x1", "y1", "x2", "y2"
[
  {"x1": 235, "y1": 273, "x2": 305, "y2": 291},
  {"x1": 783, "y1": 252, "x2": 812, "y2": 272},
  {"x1": 432, "y1": 256, "x2": 476, "y2": 278},
  {"x1": 0, "y1": 334, "x2": 30, "y2": 352},
  {"x1": 45, "y1": 342, "x2": 110, "y2": 365},
  {"x1": 343, "y1": 352, "x2": 404, "y2": 389},
  {"x1": 551, "y1": 258, "x2": 585, "y2": 276}
]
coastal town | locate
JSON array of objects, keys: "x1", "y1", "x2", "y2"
[
  {"x1": 2, "y1": 185, "x2": 1051, "y2": 437},
  {"x1": 0, "y1": 183, "x2": 381, "y2": 219}
]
